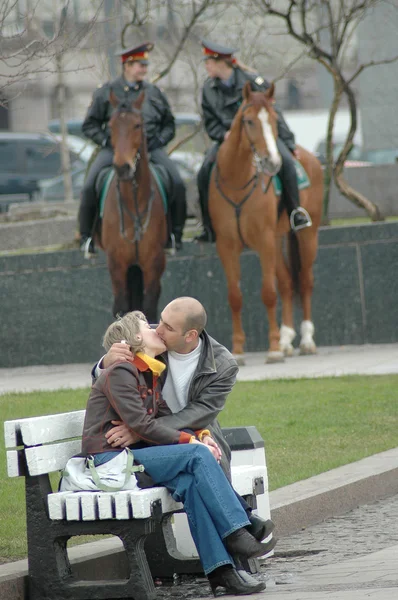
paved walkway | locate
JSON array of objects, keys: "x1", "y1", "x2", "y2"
[{"x1": 0, "y1": 343, "x2": 397, "y2": 395}]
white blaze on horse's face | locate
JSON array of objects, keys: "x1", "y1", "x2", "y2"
[{"x1": 258, "y1": 108, "x2": 282, "y2": 175}]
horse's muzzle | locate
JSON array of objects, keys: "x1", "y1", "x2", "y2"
[{"x1": 114, "y1": 163, "x2": 135, "y2": 181}]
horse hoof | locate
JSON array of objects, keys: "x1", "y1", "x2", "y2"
[
  {"x1": 281, "y1": 345, "x2": 294, "y2": 357},
  {"x1": 300, "y1": 345, "x2": 317, "y2": 355},
  {"x1": 233, "y1": 354, "x2": 246, "y2": 366},
  {"x1": 266, "y1": 351, "x2": 285, "y2": 364}
]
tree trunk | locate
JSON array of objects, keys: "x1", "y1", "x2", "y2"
[
  {"x1": 322, "y1": 83, "x2": 343, "y2": 225},
  {"x1": 333, "y1": 173, "x2": 383, "y2": 221},
  {"x1": 334, "y1": 78, "x2": 384, "y2": 222},
  {"x1": 56, "y1": 53, "x2": 74, "y2": 203}
]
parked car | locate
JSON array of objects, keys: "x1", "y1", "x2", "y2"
[
  {"x1": 314, "y1": 136, "x2": 364, "y2": 165},
  {"x1": 0, "y1": 132, "x2": 93, "y2": 206}
]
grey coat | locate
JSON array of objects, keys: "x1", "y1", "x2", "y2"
[{"x1": 158, "y1": 330, "x2": 239, "y2": 478}]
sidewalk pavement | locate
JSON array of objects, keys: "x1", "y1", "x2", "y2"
[
  {"x1": 1, "y1": 343, "x2": 397, "y2": 395},
  {"x1": 258, "y1": 544, "x2": 398, "y2": 599}
]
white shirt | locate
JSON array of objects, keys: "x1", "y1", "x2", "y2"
[{"x1": 162, "y1": 339, "x2": 202, "y2": 413}]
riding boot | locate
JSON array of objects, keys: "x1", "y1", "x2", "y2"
[
  {"x1": 78, "y1": 193, "x2": 97, "y2": 256},
  {"x1": 195, "y1": 145, "x2": 217, "y2": 242},
  {"x1": 170, "y1": 193, "x2": 186, "y2": 251},
  {"x1": 195, "y1": 176, "x2": 216, "y2": 243},
  {"x1": 276, "y1": 139, "x2": 312, "y2": 232}
]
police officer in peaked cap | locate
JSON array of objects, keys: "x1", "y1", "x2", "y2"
[
  {"x1": 78, "y1": 42, "x2": 186, "y2": 255},
  {"x1": 195, "y1": 38, "x2": 311, "y2": 243}
]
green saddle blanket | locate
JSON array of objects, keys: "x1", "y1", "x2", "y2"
[
  {"x1": 99, "y1": 165, "x2": 168, "y2": 218},
  {"x1": 272, "y1": 159, "x2": 310, "y2": 196}
]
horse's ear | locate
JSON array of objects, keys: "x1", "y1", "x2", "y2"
[
  {"x1": 265, "y1": 83, "x2": 275, "y2": 100},
  {"x1": 243, "y1": 81, "x2": 252, "y2": 101},
  {"x1": 134, "y1": 91, "x2": 145, "y2": 110},
  {"x1": 109, "y1": 89, "x2": 119, "y2": 108}
]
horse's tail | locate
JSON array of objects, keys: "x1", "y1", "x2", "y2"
[
  {"x1": 287, "y1": 231, "x2": 301, "y2": 298},
  {"x1": 126, "y1": 265, "x2": 144, "y2": 312}
]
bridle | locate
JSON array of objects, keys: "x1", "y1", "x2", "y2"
[
  {"x1": 215, "y1": 102, "x2": 273, "y2": 247},
  {"x1": 113, "y1": 106, "x2": 155, "y2": 261}
]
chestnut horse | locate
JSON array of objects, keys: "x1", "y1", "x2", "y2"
[
  {"x1": 209, "y1": 82, "x2": 323, "y2": 362},
  {"x1": 97, "y1": 91, "x2": 167, "y2": 321}
]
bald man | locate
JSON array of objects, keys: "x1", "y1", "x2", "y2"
[{"x1": 96, "y1": 297, "x2": 273, "y2": 542}]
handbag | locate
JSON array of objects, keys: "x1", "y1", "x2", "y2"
[{"x1": 60, "y1": 449, "x2": 145, "y2": 492}]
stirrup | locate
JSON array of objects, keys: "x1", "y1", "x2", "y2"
[
  {"x1": 165, "y1": 233, "x2": 176, "y2": 256},
  {"x1": 290, "y1": 207, "x2": 312, "y2": 232},
  {"x1": 82, "y1": 237, "x2": 95, "y2": 259}
]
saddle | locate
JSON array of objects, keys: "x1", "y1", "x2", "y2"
[{"x1": 95, "y1": 164, "x2": 169, "y2": 219}]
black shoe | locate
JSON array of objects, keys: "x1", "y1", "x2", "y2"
[
  {"x1": 208, "y1": 566, "x2": 266, "y2": 596},
  {"x1": 290, "y1": 207, "x2": 312, "y2": 232},
  {"x1": 225, "y1": 527, "x2": 276, "y2": 559},
  {"x1": 194, "y1": 228, "x2": 216, "y2": 243},
  {"x1": 246, "y1": 515, "x2": 275, "y2": 542},
  {"x1": 80, "y1": 235, "x2": 96, "y2": 258}
]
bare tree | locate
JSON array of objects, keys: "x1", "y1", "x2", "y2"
[
  {"x1": 254, "y1": 0, "x2": 398, "y2": 223},
  {"x1": 0, "y1": 0, "x2": 103, "y2": 201}
]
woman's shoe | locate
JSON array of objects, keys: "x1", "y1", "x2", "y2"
[
  {"x1": 246, "y1": 515, "x2": 275, "y2": 541},
  {"x1": 225, "y1": 527, "x2": 277, "y2": 559},
  {"x1": 208, "y1": 566, "x2": 266, "y2": 596}
]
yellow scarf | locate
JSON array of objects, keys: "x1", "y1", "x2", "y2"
[{"x1": 136, "y1": 352, "x2": 166, "y2": 377}]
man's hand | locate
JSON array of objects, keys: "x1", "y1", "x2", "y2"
[
  {"x1": 202, "y1": 435, "x2": 222, "y2": 462},
  {"x1": 105, "y1": 420, "x2": 138, "y2": 447},
  {"x1": 293, "y1": 148, "x2": 300, "y2": 160},
  {"x1": 102, "y1": 342, "x2": 133, "y2": 369}
]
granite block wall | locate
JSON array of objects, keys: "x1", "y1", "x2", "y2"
[{"x1": 1, "y1": 222, "x2": 397, "y2": 368}]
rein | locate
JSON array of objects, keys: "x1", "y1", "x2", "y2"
[{"x1": 215, "y1": 103, "x2": 272, "y2": 247}]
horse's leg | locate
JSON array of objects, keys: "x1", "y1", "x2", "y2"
[
  {"x1": 107, "y1": 255, "x2": 130, "y2": 317},
  {"x1": 276, "y1": 235, "x2": 296, "y2": 357},
  {"x1": 216, "y1": 240, "x2": 246, "y2": 364},
  {"x1": 142, "y1": 252, "x2": 166, "y2": 323},
  {"x1": 298, "y1": 232, "x2": 318, "y2": 355},
  {"x1": 258, "y1": 232, "x2": 284, "y2": 364}
]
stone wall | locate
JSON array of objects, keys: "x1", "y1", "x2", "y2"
[{"x1": 1, "y1": 222, "x2": 397, "y2": 368}]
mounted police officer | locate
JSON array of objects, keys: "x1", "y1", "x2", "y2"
[
  {"x1": 195, "y1": 39, "x2": 312, "y2": 243},
  {"x1": 78, "y1": 42, "x2": 186, "y2": 256}
]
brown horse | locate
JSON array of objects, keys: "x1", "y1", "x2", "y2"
[
  {"x1": 209, "y1": 82, "x2": 323, "y2": 363},
  {"x1": 96, "y1": 91, "x2": 167, "y2": 321}
]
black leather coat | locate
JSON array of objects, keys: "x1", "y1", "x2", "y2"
[
  {"x1": 202, "y1": 67, "x2": 295, "y2": 152},
  {"x1": 82, "y1": 75, "x2": 175, "y2": 152}
]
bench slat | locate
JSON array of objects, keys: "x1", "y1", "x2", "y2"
[
  {"x1": 4, "y1": 411, "x2": 85, "y2": 449},
  {"x1": 25, "y1": 439, "x2": 81, "y2": 476}
]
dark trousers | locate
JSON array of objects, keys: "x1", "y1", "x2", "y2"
[
  {"x1": 150, "y1": 148, "x2": 187, "y2": 240},
  {"x1": 196, "y1": 139, "x2": 301, "y2": 233},
  {"x1": 79, "y1": 147, "x2": 187, "y2": 241},
  {"x1": 79, "y1": 147, "x2": 114, "y2": 237}
]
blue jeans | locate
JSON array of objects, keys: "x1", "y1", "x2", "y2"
[{"x1": 95, "y1": 445, "x2": 250, "y2": 574}]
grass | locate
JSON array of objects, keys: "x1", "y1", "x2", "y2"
[{"x1": 1, "y1": 374, "x2": 398, "y2": 560}]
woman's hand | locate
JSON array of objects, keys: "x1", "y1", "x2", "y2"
[
  {"x1": 105, "y1": 420, "x2": 139, "y2": 447},
  {"x1": 102, "y1": 342, "x2": 133, "y2": 369},
  {"x1": 201, "y1": 435, "x2": 222, "y2": 462},
  {"x1": 191, "y1": 437, "x2": 221, "y2": 461}
]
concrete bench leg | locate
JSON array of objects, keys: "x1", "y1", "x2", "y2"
[
  {"x1": 145, "y1": 516, "x2": 203, "y2": 578},
  {"x1": 25, "y1": 474, "x2": 157, "y2": 600}
]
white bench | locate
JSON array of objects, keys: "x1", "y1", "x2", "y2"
[{"x1": 5, "y1": 410, "x2": 271, "y2": 600}]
